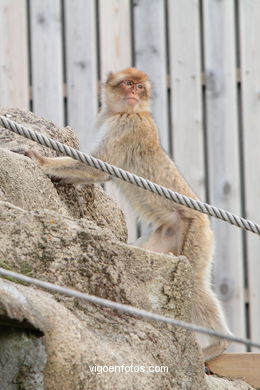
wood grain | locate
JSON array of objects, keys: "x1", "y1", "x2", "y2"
[
  {"x1": 202, "y1": 0, "x2": 245, "y2": 350},
  {"x1": 0, "y1": 0, "x2": 29, "y2": 109},
  {"x1": 30, "y1": 0, "x2": 64, "y2": 125},
  {"x1": 64, "y1": 0, "x2": 98, "y2": 152},
  {"x1": 239, "y1": 0, "x2": 260, "y2": 351},
  {"x1": 168, "y1": 0, "x2": 205, "y2": 200},
  {"x1": 207, "y1": 353, "x2": 260, "y2": 388}
]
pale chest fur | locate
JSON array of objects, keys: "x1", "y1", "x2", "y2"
[{"x1": 95, "y1": 112, "x2": 161, "y2": 172}]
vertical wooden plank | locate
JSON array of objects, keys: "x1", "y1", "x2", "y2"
[
  {"x1": 207, "y1": 353, "x2": 260, "y2": 388},
  {"x1": 203, "y1": 0, "x2": 245, "y2": 350},
  {"x1": 30, "y1": 0, "x2": 64, "y2": 125},
  {"x1": 99, "y1": 0, "x2": 131, "y2": 78},
  {"x1": 239, "y1": 0, "x2": 260, "y2": 350},
  {"x1": 168, "y1": 0, "x2": 205, "y2": 200},
  {"x1": 0, "y1": 0, "x2": 29, "y2": 109},
  {"x1": 64, "y1": 0, "x2": 98, "y2": 152},
  {"x1": 99, "y1": 0, "x2": 137, "y2": 242},
  {"x1": 133, "y1": 0, "x2": 169, "y2": 152}
]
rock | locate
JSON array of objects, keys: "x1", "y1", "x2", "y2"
[
  {"x1": 0, "y1": 108, "x2": 254, "y2": 389},
  {"x1": 0, "y1": 326, "x2": 46, "y2": 390},
  {"x1": 0, "y1": 107, "x2": 127, "y2": 242},
  {"x1": 206, "y1": 375, "x2": 254, "y2": 390},
  {"x1": 0, "y1": 107, "x2": 79, "y2": 154},
  {"x1": 0, "y1": 148, "x2": 68, "y2": 215},
  {"x1": 0, "y1": 253, "x2": 205, "y2": 390}
]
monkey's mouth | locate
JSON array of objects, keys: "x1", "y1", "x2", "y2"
[{"x1": 125, "y1": 97, "x2": 138, "y2": 105}]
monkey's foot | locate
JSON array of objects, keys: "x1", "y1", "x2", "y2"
[
  {"x1": 12, "y1": 149, "x2": 64, "y2": 183},
  {"x1": 11, "y1": 149, "x2": 41, "y2": 161},
  {"x1": 11, "y1": 148, "x2": 28, "y2": 156}
]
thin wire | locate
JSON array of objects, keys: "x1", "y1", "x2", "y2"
[
  {"x1": 0, "y1": 267, "x2": 260, "y2": 349},
  {"x1": 0, "y1": 115, "x2": 259, "y2": 235},
  {"x1": 1, "y1": 116, "x2": 260, "y2": 349}
]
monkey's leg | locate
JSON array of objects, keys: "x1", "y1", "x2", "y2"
[
  {"x1": 14, "y1": 150, "x2": 110, "y2": 184},
  {"x1": 180, "y1": 214, "x2": 231, "y2": 361},
  {"x1": 134, "y1": 226, "x2": 174, "y2": 253},
  {"x1": 192, "y1": 285, "x2": 231, "y2": 361},
  {"x1": 134, "y1": 212, "x2": 186, "y2": 254}
]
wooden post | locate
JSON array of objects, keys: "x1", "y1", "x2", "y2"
[
  {"x1": 64, "y1": 0, "x2": 98, "y2": 152},
  {"x1": 203, "y1": 0, "x2": 245, "y2": 350},
  {"x1": 239, "y1": 0, "x2": 260, "y2": 350},
  {"x1": 30, "y1": 0, "x2": 64, "y2": 125},
  {"x1": 0, "y1": 0, "x2": 29, "y2": 109},
  {"x1": 168, "y1": 0, "x2": 206, "y2": 201}
]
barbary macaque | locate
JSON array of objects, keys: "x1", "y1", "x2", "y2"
[{"x1": 17, "y1": 67, "x2": 231, "y2": 361}]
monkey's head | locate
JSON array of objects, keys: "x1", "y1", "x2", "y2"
[{"x1": 103, "y1": 67, "x2": 152, "y2": 113}]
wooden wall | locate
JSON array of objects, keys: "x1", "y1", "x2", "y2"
[{"x1": 0, "y1": 0, "x2": 259, "y2": 352}]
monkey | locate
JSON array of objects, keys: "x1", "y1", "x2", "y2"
[{"x1": 17, "y1": 67, "x2": 231, "y2": 361}]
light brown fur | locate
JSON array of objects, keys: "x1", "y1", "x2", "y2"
[{"x1": 20, "y1": 68, "x2": 231, "y2": 361}]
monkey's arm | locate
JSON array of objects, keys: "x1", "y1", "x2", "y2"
[{"x1": 24, "y1": 150, "x2": 111, "y2": 184}]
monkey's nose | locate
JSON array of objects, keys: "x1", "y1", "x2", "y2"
[
  {"x1": 131, "y1": 85, "x2": 138, "y2": 92},
  {"x1": 130, "y1": 89, "x2": 138, "y2": 97}
]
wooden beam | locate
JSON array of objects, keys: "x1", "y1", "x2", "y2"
[
  {"x1": 207, "y1": 353, "x2": 260, "y2": 388},
  {"x1": 202, "y1": 0, "x2": 245, "y2": 349}
]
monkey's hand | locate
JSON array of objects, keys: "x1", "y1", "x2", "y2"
[
  {"x1": 12, "y1": 148, "x2": 54, "y2": 170},
  {"x1": 12, "y1": 149, "x2": 46, "y2": 164},
  {"x1": 11, "y1": 149, "x2": 63, "y2": 183},
  {"x1": 11, "y1": 149, "x2": 111, "y2": 185}
]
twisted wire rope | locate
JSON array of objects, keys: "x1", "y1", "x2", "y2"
[
  {"x1": 0, "y1": 267, "x2": 260, "y2": 349},
  {"x1": 1, "y1": 114, "x2": 259, "y2": 235}
]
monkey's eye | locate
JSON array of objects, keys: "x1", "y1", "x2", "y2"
[
  {"x1": 125, "y1": 80, "x2": 134, "y2": 86},
  {"x1": 137, "y1": 83, "x2": 144, "y2": 89}
]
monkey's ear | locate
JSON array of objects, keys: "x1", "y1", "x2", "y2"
[{"x1": 106, "y1": 72, "x2": 114, "y2": 84}]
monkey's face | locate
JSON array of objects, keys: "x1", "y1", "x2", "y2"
[
  {"x1": 118, "y1": 79, "x2": 146, "y2": 107},
  {"x1": 104, "y1": 68, "x2": 152, "y2": 113}
]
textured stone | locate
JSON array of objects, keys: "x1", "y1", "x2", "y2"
[
  {"x1": 0, "y1": 107, "x2": 127, "y2": 242},
  {"x1": 0, "y1": 327, "x2": 46, "y2": 390}
]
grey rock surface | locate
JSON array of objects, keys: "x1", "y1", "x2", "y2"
[{"x1": 0, "y1": 326, "x2": 46, "y2": 390}]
